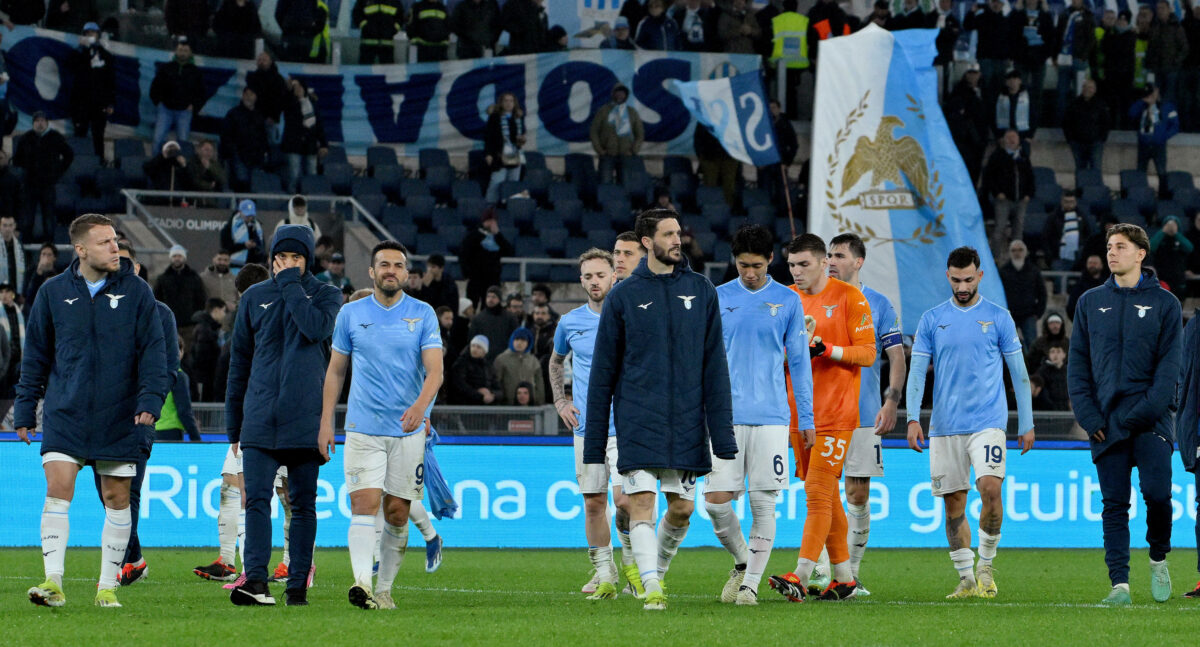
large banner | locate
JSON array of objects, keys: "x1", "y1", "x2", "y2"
[
  {"x1": 2, "y1": 442, "x2": 1196, "y2": 548},
  {"x1": 0, "y1": 26, "x2": 760, "y2": 156}
]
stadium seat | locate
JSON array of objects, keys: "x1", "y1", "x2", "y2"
[
  {"x1": 1126, "y1": 185, "x2": 1156, "y2": 215},
  {"x1": 299, "y1": 175, "x2": 332, "y2": 195},
  {"x1": 701, "y1": 203, "x2": 732, "y2": 232},
  {"x1": 1156, "y1": 200, "x2": 1185, "y2": 226},
  {"x1": 694, "y1": 231, "x2": 718, "y2": 256},
  {"x1": 113, "y1": 138, "x2": 145, "y2": 160},
  {"x1": 419, "y1": 148, "x2": 451, "y2": 175},
  {"x1": 506, "y1": 197, "x2": 536, "y2": 229},
  {"x1": 374, "y1": 165, "x2": 404, "y2": 203},
  {"x1": 1023, "y1": 209, "x2": 1047, "y2": 251},
  {"x1": 322, "y1": 146, "x2": 349, "y2": 167},
  {"x1": 1165, "y1": 170, "x2": 1195, "y2": 197},
  {"x1": 352, "y1": 176, "x2": 383, "y2": 197},
  {"x1": 668, "y1": 173, "x2": 697, "y2": 211},
  {"x1": 68, "y1": 136, "x2": 94, "y2": 157},
  {"x1": 380, "y1": 203, "x2": 409, "y2": 227},
  {"x1": 458, "y1": 197, "x2": 488, "y2": 222},
  {"x1": 70, "y1": 154, "x2": 102, "y2": 193},
  {"x1": 498, "y1": 180, "x2": 530, "y2": 203},
  {"x1": 539, "y1": 228, "x2": 569, "y2": 255},
  {"x1": 774, "y1": 218, "x2": 797, "y2": 242},
  {"x1": 1034, "y1": 182, "x2": 1061, "y2": 204},
  {"x1": 406, "y1": 195, "x2": 436, "y2": 228},
  {"x1": 1079, "y1": 185, "x2": 1111, "y2": 215},
  {"x1": 525, "y1": 167, "x2": 552, "y2": 204},
  {"x1": 597, "y1": 184, "x2": 629, "y2": 207},
  {"x1": 514, "y1": 236, "x2": 542, "y2": 258},
  {"x1": 553, "y1": 198, "x2": 585, "y2": 231},
  {"x1": 581, "y1": 211, "x2": 609, "y2": 233},
  {"x1": 712, "y1": 240, "x2": 733, "y2": 264},
  {"x1": 387, "y1": 221, "x2": 418, "y2": 244},
  {"x1": 547, "y1": 182, "x2": 578, "y2": 206},
  {"x1": 563, "y1": 153, "x2": 595, "y2": 183},
  {"x1": 118, "y1": 155, "x2": 148, "y2": 189},
  {"x1": 1119, "y1": 169, "x2": 1149, "y2": 195},
  {"x1": 623, "y1": 170, "x2": 651, "y2": 208},
  {"x1": 415, "y1": 232, "x2": 441, "y2": 254},
  {"x1": 549, "y1": 265, "x2": 578, "y2": 282},
  {"x1": 441, "y1": 224, "x2": 467, "y2": 253},
  {"x1": 323, "y1": 162, "x2": 354, "y2": 195},
  {"x1": 747, "y1": 205, "x2": 775, "y2": 227},
  {"x1": 680, "y1": 214, "x2": 710, "y2": 236},
  {"x1": 533, "y1": 210, "x2": 564, "y2": 233},
  {"x1": 251, "y1": 170, "x2": 283, "y2": 194},
  {"x1": 399, "y1": 177, "x2": 431, "y2": 204},
  {"x1": 178, "y1": 141, "x2": 196, "y2": 160},
  {"x1": 523, "y1": 150, "x2": 547, "y2": 170},
  {"x1": 620, "y1": 155, "x2": 647, "y2": 180},
  {"x1": 565, "y1": 238, "x2": 592, "y2": 260},
  {"x1": 696, "y1": 185, "x2": 728, "y2": 208},
  {"x1": 426, "y1": 165, "x2": 454, "y2": 204},
  {"x1": 468, "y1": 149, "x2": 489, "y2": 184},
  {"x1": 355, "y1": 193, "x2": 386, "y2": 219},
  {"x1": 603, "y1": 202, "x2": 635, "y2": 230},
  {"x1": 1173, "y1": 187, "x2": 1200, "y2": 216},
  {"x1": 742, "y1": 187, "x2": 771, "y2": 210},
  {"x1": 586, "y1": 229, "x2": 617, "y2": 249},
  {"x1": 1032, "y1": 166, "x2": 1057, "y2": 186},
  {"x1": 663, "y1": 156, "x2": 694, "y2": 179},
  {"x1": 367, "y1": 146, "x2": 399, "y2": 173},
  {"x1": 94, "y1": 167, "x2": 126, "y2": 196},
  {"x1": 451, "y1": 178, "x2": 482, "y2": 206},
  {"x1": 727, "y1": 216, "x2": 748, "y2": 237},
  {"x1": 1074, "y1": 167, "x2": 1104, "y2": 190}
]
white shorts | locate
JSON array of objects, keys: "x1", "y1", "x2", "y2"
[
  {"x1": 222, "y1": 445, "x2": 243, "y2": 475},
  {"x1": 273, "y1": 466, "x2": 288, "y2": 489},
  {"x1": 706, "y1": 424, "x2": 789, "y2": 494},
  {"x1": 343, "y1": 431, "x2": 426, "y2": 500},
  {"x1": 844, "y1": 426, "x2": 884, "y2": 478},
  {"x1": 42, "y1": 452, "x2": 136, "y2": 478},
  {"x1": 574, "y1": 435, "x2": 619, "y2": 494},
  {"x1": 621, "y1": 468, "x2": 699, "y2": 502},
  {"x1": 929, "y1": 428, "x2": 1007, "y2": 497}
]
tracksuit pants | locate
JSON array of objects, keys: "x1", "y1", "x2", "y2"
[
  {"x1": 1094, "y1": 431, "x2": 1173, "y2": 586},
  {"x1": 243, "y1": 447, "x2": 322, "y2": 591}
]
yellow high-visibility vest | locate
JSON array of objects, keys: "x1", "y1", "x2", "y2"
[{"x1": 771, "y1": 12, "x2": 810, "y2": 70}]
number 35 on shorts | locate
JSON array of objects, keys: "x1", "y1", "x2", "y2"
[{"x1": 820, "y1": 437, "x2": 847, "y2": 466}]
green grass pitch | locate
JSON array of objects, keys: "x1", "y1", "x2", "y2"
[{"x1": 1, "y1": 547, "x2": 1198, "y2": 646}]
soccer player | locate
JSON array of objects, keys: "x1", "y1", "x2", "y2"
[
  {"x1": 194, "y1": 264, "x2": 270, "y2": 582},
  {"x1": 906, "y1": 246, "x2": 1035, "y2": 599},
  {"x1": 1178, "y1": 303, "x2": 1200, "y2": 600},
  {"x1": 18, "y1": 213, "x2": 168, "y2": 608},
  {"x1": 1067, "y1": 224, "x2": 1180, "y2": 605},
  {"x1": 322, "y1": 240, "x2": 444, "y2": 610},
  {"x1": 226, "y1": 225, "x2": 342, "y2": 606},
  {"x1": 768, "y1": 233, "x2": 875, "y2": 602},
  {"x1": 612, "y1": 231, "x2": 644, "y2": 282},
  {"x1": 586, "y1": 209, "x2": 736, "y2": 611},
  {"x1": 550, "y1": 248, "x2": 643, "y2": 600},
  {"x1": 709, "y1": 225, "x2": 813, "y2": 606},
  {"x1": 819, "y1": 232, "x2": 906, "y2": 596}
]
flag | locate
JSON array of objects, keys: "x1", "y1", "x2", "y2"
[
  {"x1": 673, "y1": 72, "x2": 781, "y2": 167},
  {"x1": 424, "y1": 427, "x2": 458, "y2": 521},
  {"x1": 808, "y1": 25, "x2": 1005, "y2": 334}
]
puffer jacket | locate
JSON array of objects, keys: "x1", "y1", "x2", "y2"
[
  {"x1": 1177, "y1": 308, "x2": 1200, "y2": 473},
  {"x1": 585, "y1": 255, "x2": 735, "y2": 474}
]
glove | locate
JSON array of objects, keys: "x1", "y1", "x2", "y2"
[{"x1": 809, "y1": 336, "x2": 826, "y2": 359}]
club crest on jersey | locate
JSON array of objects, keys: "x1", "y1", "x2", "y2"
[
  {"x1": 678, "y1": 295, "x2": 696, "y2": 310},
  {"x1": 402, "y1": 317, "x2": 422, "y2": 332},
  {"x1": 977, "y1": 320, "x2": 993, "y2": 333},
  {"x1": 105, "y1": 294, "x2": 125, "y2": 309},
  {"x1": 1135, "y1": 305, "x2": 1152, "y2": 318},
  {"x1": 765, "y1": 302, "x2": 783, "y2": 317},
  {"x1": 823, "y1": 304, "x2": 838, "y2": 318}
]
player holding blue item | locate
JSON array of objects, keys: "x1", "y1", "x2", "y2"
[
  {"x1": 321, "y1": 240, "x2": 443, "y2": 611},
  {"x1": 550, "y1": 248, "x2": 642, "y2": 601},
  {"x1": 707, "y1": 225, "x2": 813, "y2": 606},
  {"x1": 906, "y1": 246, "x2": 1035, "y2": 600}
]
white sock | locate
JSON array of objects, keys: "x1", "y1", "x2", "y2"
[
  {"x1": 376, "y1": 524, "x2": 408, "y2": 593},
  {"x1": 744, "y1": 491, "x2": 777, "y2": 593},
  {"x1": 832, "y1": 560, "x2": 854, "y2": 583},
  {"x1": 373, "y1": 507, "x2": 385, "y2": 564},
  {"x1": 409, "y1": 501, "x2": 437, "y2": 542},
  {"x1": 950, "y1": 548, "x2": 976, "y2": 584},
  {"x1": 348, "y1": 514, "x2": 376, "y2": 588},
  {"x1": 588, "y1": 546, "x2": 618, "y2": 584},
  {"x1": 793, "y1": 557, "x2": 815, "y2": 589},
  {"x1": 629, "y1": 521, "x2": 661, "y2": 594},
  {"x1": 846, "y1": 502, "x2": 870, "y2": 579},
  {"x1": 656, "y1": 519, "x2": 689, "y2": 578},
  {"x1": 814, "y1": 547, "x2": 830, "y2": 577},
  {"x1": 705, "y1": 500, "x2": 749, "y2": 567},
  {"x1": 1114, "y1": 582, "x2": 1131, "y2": 593},
  {"x1": 978, "y1": 530, "x2": 1000, "y2": 566},
  {"x1": 99, "y1": 506, "x2": 132, "y2": 590},
  {"x1": 218, "y1": 485, "x2": 239, "y2": 564},
  {"x1": 282, "y1": 502, "x2": 292, "y2": 567},
  {"x1": 41, "y1": 497, "x2": 70, "y2": 586},
  {"x1": 237, "y1": 509, "x2": 246, "y2": 568},
  {"x1": 616, "y1": 510, "x2": 634, "y2": 566}
]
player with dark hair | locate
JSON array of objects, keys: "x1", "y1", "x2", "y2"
[
  {"x1": 612, "y1": 231, "x2": 645, "y2": 282},
  {"x1": 906, "y1": 246, "x2": 1035, "y2": 599},
  {"x1": 586, "y1": 209, "x2": 736, "y2": 610},
  {"x1": 19, "y1": 214, "x2": 168, "y2": 608},
  {"x1": 707, "y1": 225, "x2": 813, "y2": 605},
  {"x1": 1068, "y1": 223, "x2": 1181, "y2": 605}
]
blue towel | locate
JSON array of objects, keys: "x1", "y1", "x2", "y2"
[{"x1": 424, "y1": 428, "x2": 458, "y2": 521}]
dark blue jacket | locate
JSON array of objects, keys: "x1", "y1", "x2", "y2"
[
  {"x1": 1068, "y1": 269, "x2": 1181, "y2": 461},
  {"x1": 1177, "y1": 308, "x2": 1200, "y2": 473},
  {"x1": 1129, "y1": 100, "x2": 1180, "y2": 146},
  {"x1": 15, "y1": 257, "x2": 169, "y2": 462},
  {"x1": 225, "y1": 225, "x2": 341, "y2": 450},
  {"x1": 584, "y1": 256, "x2": 735, "y2": 474}
]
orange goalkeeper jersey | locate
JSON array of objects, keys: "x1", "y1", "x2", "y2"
[{"x1": 787, "y1": 278, "x2": 876, "y2": 431}]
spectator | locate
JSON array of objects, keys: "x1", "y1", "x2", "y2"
[
  {"x1": 1063, "y1": 79, "x2": 1111, "y2": 172},
  {"x1": 149, "y1": 37, "x2": 206, "y2": 154},
  {"x1": 1029, "y1": 310, "x2": 1069, "y2": 370},
  {"x1": 621, "y1": 0, "x2": 649, "y2": 36},
  {"x1": 867, "y1": 0, "x2": 891, "y2": 28},
  {"x1": 505, "y1": 292, "x2": 525, "y2": 322},
  {"x1": 635, "y1": 0, "x2": 679, "y2": 51},
  {"x1": 220, "y1": 199, "x2": 268, "y2": 269},
  {"x1": 590, "y1": 83, "x2": 644, "y2": 186},
  {"x1": 964, "y1": 0, "x2": 1013, "y2": 108},
  {"x1": 1147, "y1": 0, "x2": 1188, "y2": 107},
  {"x1": 493, "y1": 327, "x2": 544, "y2": 404},
  {"x1": 999, "y1": 239, "x2": 1047, "y2": 350},
  {"x1": 315, "y1": 252, "x2": 353, "y2": 290},
  {"x1": 528, "y1": 283, "x2": 557, "y2": 321},
  {"x1": 1034, "y1": 341, "x2": 1071, "y2": 410},
  {"x1": 452, "y1": 297, "x2": 472, "y2": 349},
  {"x1": 889, "y1": 0, "x2": 930, "y2": 31},
  {"x1": 681, "y1": 226, "x2": 706, "y2": 274},
  {"x1": 1044, "y1": 191, "x2": 1092, "y2": 270},
  {"x1": 695, "y1": 121, "x2": 738, "y2": 208},
  {"x1": 450, "y1": 0, "x2": 501, "y2": 58},
  {"x1": 467, "y1": 285, "x2": 517, "y2": 361},
  {"x1": 1150, "y1": 214, "x2": 1193, "y2": 300},
  {"x1": 807, "y1": 0, "x2": 855, "y2": 64},
  {"x1": 1182, "y1": 3, "x2": 1200, "y2": 131},
  {"x1": 274, "y1": 195, "x2": 322, "y2": 240},
  {"x1": 513, "y1": 381, "x2": 534, "y2": 406},
  {"x1": 213, "y1": 262, "x2": 271, "y2": 400},
  {"x1": 0, "y1": 150, "x2": 17, "y2": 221},
  {"x1": 404, "y1": 267, "x2": 424, "y2": 297},
  {"x1": 408, "y1": 0, "x2": 451, "y2": 62},
  {"x1": 312, "y1": 234, "x2": 334, "y2": 275},
  {"x1": 718, "y1": 0, "x2": 760, "y2": 54},
  {"x1": 758, "y1": 99, "x2": 798, "y2": 210},
  {"x1": 945, "y1": 66, "x2": 989, "y2": 185},
  {"x1": 483, "y1": 93, "x2": 526, "y2": 204},
  {"x1": 450, "y1": 335, "x2": 499, "y2": 404},
  {"x1": 281, "y1": 78, "x2": 329, "y2": 193},
  {"x1": 352, "y1": 0, "x2": 406, "y2": 64},
  {"x1": 1187, "y1": 212, "x2": 1200, "y2": 292},
  {"x1": 246, "y1": 52, "x2": 290, "y2": 137},
  {"x1": 1029, "y1": 373, "x2": 1053, "y2": 410},
  {"x1": 22, "y1": 242, "x2": 59, "y2": 317},
  {"x1": 436, "y1": 305, "x2": 458, "y2": 388},
  {"x1": 1009, "y1": 0, "x2": 1055, "y2": 125},
  {"x1": 191, "y1": 297, "x2": 227, "y2": 401},
  {"x1": 0, "y1": 0, "x2": 44, "y2": 26},
  {"x1": 546, "y1": 24, "x2": 569, "y2": 52},
  {"x1": 68, "y1": 22, "x2": 115, "y2": 160},
  {"x1": 1055, "y1": 0, "x2": 1096, "y2": 119},
  {"x1": 0, "y1": 282, "x2": 23, "y2": 406},
  {"x1": 44, "y1": 0, "x2": 97, "y2": 33},
  {"x1": 983, "y1": 129, "x2": 1034, "y2": 263},
  {"x1": 200, "y1": 249, "x2": 238, "y2": 314},
  {"x1": 1100, "y1": 10, "x2": 1136, "y2": 127},
  {"x1": 500, "y1": 0, "x2": 549, "y2": 55},
  {"x1": 1134, "y1": 7, "x2": 1155, "y2": 101},
  {"x1": 601, "y1": 16, "x2": 636, "y2": 49},
  {"x1": 933, "y1": 0, "x2": 961, "y2": 94},
  {"x1": 212, "y1": 0, "x2": 264, "y2": 59},
  {"x1": 670, "y1": 0, "x2": 718, "y2": 52},
  {"x1": 189, "y1": 139, "x2": 227, "y2": 193},
  {"x1": 13, "y1": 111, "x2": 73, "y2": 242},
  {"x1": 994, "y1": 70, "x2": 1035, "y2": 141},
  {"x1": 1130, "y1": 84, "x2": 1180, "y2": 194},
  {"x1": 165, "y1": 0, "x2": 211, "y2": 47},
  {"x1": 419, "y1": 253, "x2": 460, "y2": 313},
  {"x1": 155, "y1": 244, "x2": 209, "y2": 335},
  {"x1": 0, "y1": 215, "x2": 23, "y2": 293},
  {"x1": 275, "y1": 0, "x2": 331, "y2": 63},
  {"x1": 460, "y1": 211, "x2": 513, "y2": 306},
  {"x1": 157, "y1": 335, "x2": 202, "y2": 441},
  {"x1": 144, "y1": 140, "x2": 195, "y2": 193},
  {"x1": 528, "y1": 302, "x2": 556, "y2": 358},
  {"x1": 221, "y1": 87, "x2": 269, "y2": 192}
]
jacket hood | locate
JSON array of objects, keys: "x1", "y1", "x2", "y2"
[
  {"x1": 1040, "y1": 309, "x2": 1070, "y2": 339},
  {"x1": 611, "y1": 83, "x2": 630, "y2": 102},
  {"x1": 287, "y1": 196, "x2": 309, "y2": 221},
  {"x1": 1164, "y1": 214, "x2": 1183, "y2": 229},
  {"x1": 68, "y1": 255, "x2": 136, "y2": 281},
  {"x1": 631, "y1": 253, "x2": 692, "y2": 280},
  {"x1": 271, "y1": 224, "x2": 316, "y2": 273},
  {"x1": 508, "y1": 327, "x2": 534, "y2": 353},
  {"x1": 1103, "y1": 267, "x2": 1160, "y2": 291}
]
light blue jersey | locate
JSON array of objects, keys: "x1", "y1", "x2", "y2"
[
  {"x1": 857, "y1": 284, "x2": 904, "y2": 427},
  {"x1": 715, "y1": 276, "x2": 814, "y2": 429},
  {"x1": 331, "y1": 293, "x2": 442, "y2": 437},
  {"x1": 553, "y1": 303, "x2": 615, "y2": 438},
  {"x1": 911, "y1": 298, "x2": 1022, "y2": 437}
]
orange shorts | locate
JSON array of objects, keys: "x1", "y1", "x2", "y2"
[{"x1": 789, "y1": 429, "x2": 854, "y2": 481}]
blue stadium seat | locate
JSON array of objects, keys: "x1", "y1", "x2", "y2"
[
  {"x1": 701, "y1": 203, "x2": 732, "y2": 232},
  {"x1": 623, "y1": 170, "x2": 651, "y2": 208},
  {"x1": 1080, "y1": 185, "x2": 1111, "y2": 216},
  {"x1": 774, "y1": 218, "x2": 796, "y2": 243},
  {"x1": 399, "y1": 177, "x2": 431, "y2": 203},
  {"x1": 113, "y1": 138, "x2": 145, "y2": 160},
  {"x1": 581, "y1": 211, "x2": 609, "y2": 233},
  {"x1": 367, "y1": 146, "x2": 399, "y2": 173},
  {"x1": 441, "y1": 225, "x2": 467, "y2": 253},
  {"x1": 70, "y1": 154, "x2": 102, "y2": 192},
  {"x1": 426, "y1": 165, "x2": 454, "y2": 203},
  {"x1": 539, "y1": 228, "x2": 569, "y2": 255},
  {"x1": 457, "y1": 197, "x2": 489, "y2": 222},
  {"x1": 356, "y1": 193, "x2": 386, "y2": 219},
  {"x1": 668, "y1": 172, "x2": 697, "y2": 210},
  {"x1": 352, "y1": 176, "x2": 383, "y2": 197},
  {"x1": 603, "y1": 202, "x2": 635, "y2": 230},
  {"x1": 498, "y1": 180, "x2": 529, "y2": 203},
  {"x1": 380, "y1": 204, "x2": 409, "y2": 227},
  {"x1": 565, "y1": 238, "x2": 592, "y2": 260},
  {"x1": 747, "y1": 205, "x2": 774, "y2": 227},
  {"x1": 514, "y1": 236, "x2": 542, "y2": 257},
  {"x1": 374, "y1": 164, "x2": 404, "y2": 203},
  {"x1": 507, "y1": 197, "x2": 536, "y2": 229},
  {"x1": 1173, "y1": 187, "x2": 1200, "y2": 216},
  {"x1": 251, "y1": 169, "x2": 282, "y2": 194},
  {"x1": 597, "y1": 184, "x2": 628, "y2": 207},
  {"x1": 322, "y1": 146, "x2": 349, "y2": 167},
  {"x1": 742, "y1": 187, "x2": 771, "y2": 210},
  {"x1": 501, "y1": 264, "x2": 522, "y2": 282},
  {"x1": 94, "y1": 167, "x2": 126, "y2": 197},
  {"x1": 1033, "y1": 182, "x2": 1061, "y2": 204},
  {"x1": 118, "y1": 155, "x2": 148, "y2": 189},
  {"x1": 586, "y1": 229, "x2": 617, "y2": 249},
  {"x1": 694, "y1": 231, "x2": 718, "y2": 256},
  {"x1": 1074, "y1": 168, "x2": 1104, "y2": 190},
  {"x1": 1110, "y1": 199, "x2": 1143, "y2": 226},
  {"x1": 451, "y1": 178, "x2": 482, "y2": 206},
  {"x1": 406, "y1": 195, "x2": 436, "y2": 227},
  {"x1": 1119, "y1": 169, "x2": 1149, "y2": 194},
  {"x1": 387, "y1": 222, "x2": 418, "y2": 244},
  {"x1": 727, "y1": 216, "x2": 748, "y2": 237},
  {"x1": 1126, "y1": 185, "x2": 1156, "y2": 215},
  {"x1": 712, "y1": 240, "x2": 733, "y2": 264},
  {"x1": 549, "y1": 265, "x2": 578, "y2": 282},
  {"x1": 663, "y1": 156, "x2": 694, "y2": 180},
  {"x1": 1156, "y1": 200, "x2": 1185, "y2": 226},
  {"x1": 696, "y1": 185, "x2": 727, "y2": 208},
  {"x1": 564, "y1": 153, "x2": 595, "y2": 183},
  {"x1": 415, "y1": 232, "x2": 441, "y2": 254},
  {"x1": 620, "y1": 155, "x2": 647, "y2": 180},
  {"x1": 679, "y1": 214, "x2": 708, "y2": 236},
  {"x1": 553, "y1": 199, "x2": 585, "y2": 231},
  {"x1": 1166, "y1": 170, "x2": 1194, "y2": 197},
  {"x1": 1032, "y1": 166, "x2": 1057, "y2": 186},
  {"x1": 1023, "y1": 209, "x2": 1047, "y2": 252},
  {"x1": 323, "y1": 162, "x2": 354, "y2": 195},
  {"x1": 68, "y1": 136, "x2": 94, "y2": 157},
  {"x1": 547, "y1": 182, "x2": 578, "y2": 206},
  {"x1": 525, "y1": 167, "x2": 552, "y2": 204},
  {"x1": 419, "y1": 148, "x2": 451, "y2": 175},
  {"x1": 299, "y1": 175, "x2": 332, "y2": 195},
  {"x1": 468, "y1": 149, "x2": 489, "y2": 184},
  {"x1": 523, "y1": 151, "x2": 547, "y2": 170}
]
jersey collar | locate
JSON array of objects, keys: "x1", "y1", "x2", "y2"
[
  {"x1": 371, "y1": 292, "x2": 407, "y2": 311},
  {"x1": 948, "y1": 297, "x2": 984, "y2": 313},
  {"x1": 735, "y1": 275, "x2": 774, "y2": 295}
]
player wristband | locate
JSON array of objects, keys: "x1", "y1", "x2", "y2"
[{"x1": 827, "y1": 345, "x2": 843, "y2": 361}]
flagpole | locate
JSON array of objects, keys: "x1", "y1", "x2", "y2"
[{"x1": 781, "y1": 164, "x2": 796, "y2": 240}]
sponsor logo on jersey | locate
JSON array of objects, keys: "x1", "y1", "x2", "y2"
[
  {"x1": 637, "y1": 302, "x2": 652, "y2": 310},
  {"x1": 63, "y1": 298, "x2": 78, "y2": 305}
]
